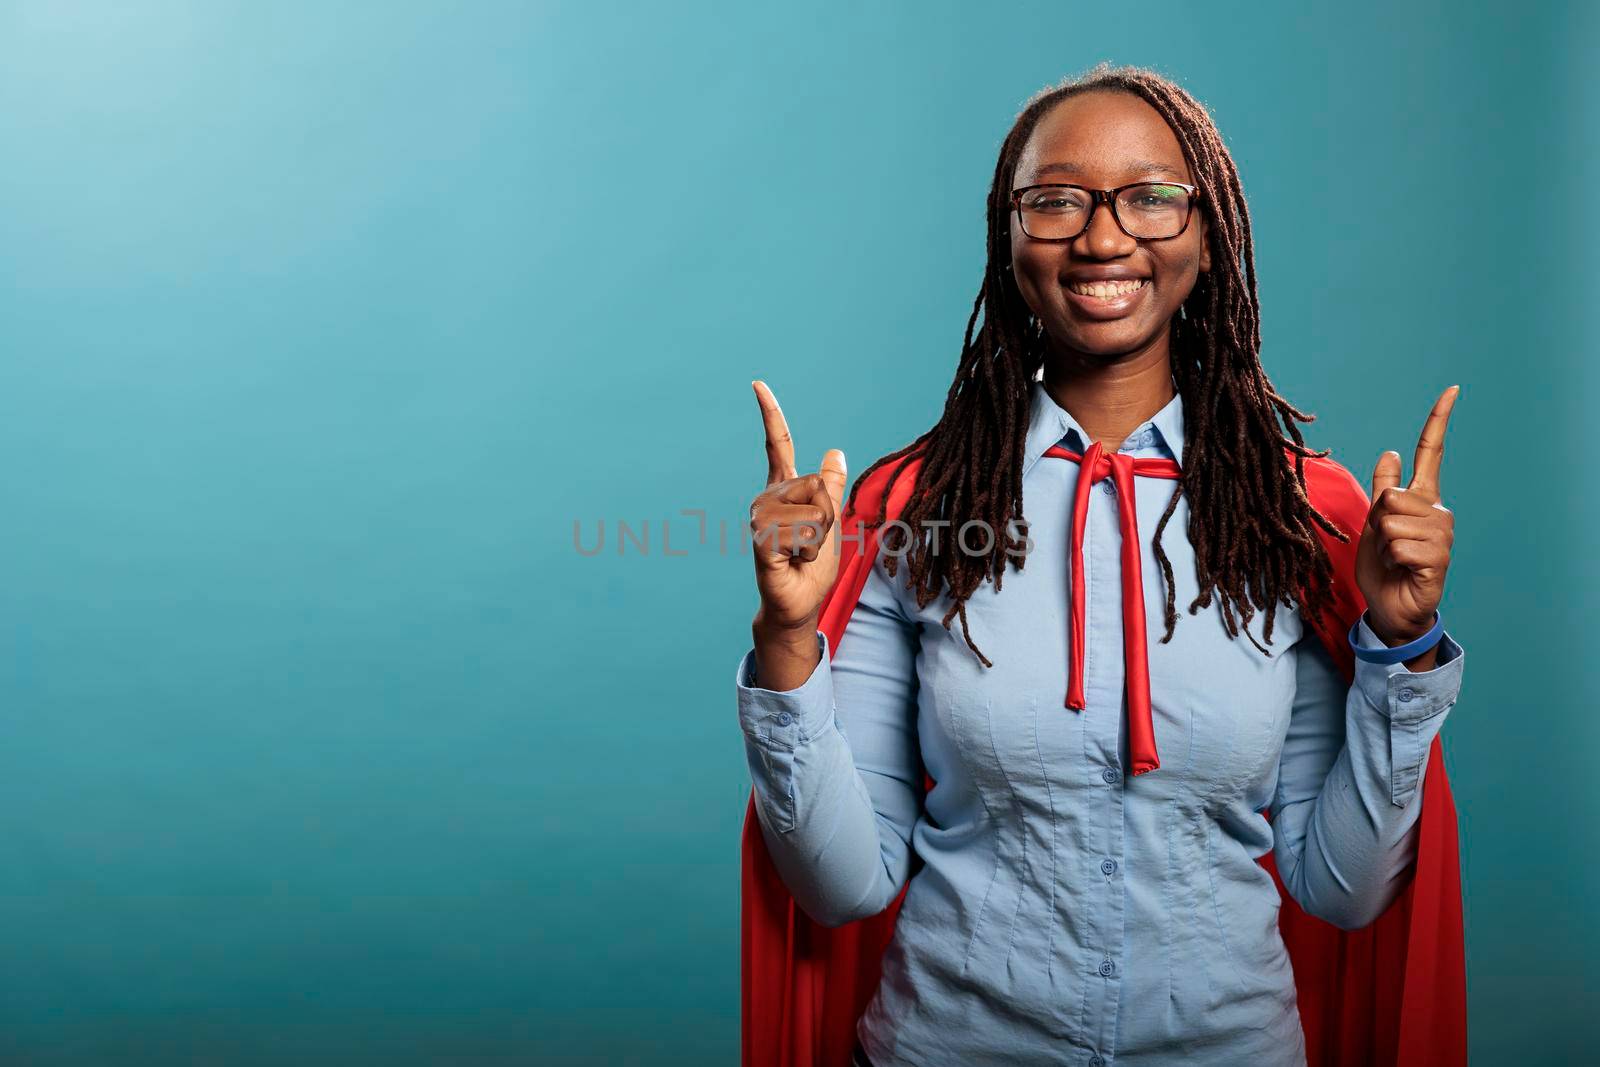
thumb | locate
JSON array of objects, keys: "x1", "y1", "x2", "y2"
[
  {"x1": 1370, "y1": 450, "x2": 1402, "y2": 504},
  {"x1": 819, "y1": 449, "x2": 848, "y2": 515}
]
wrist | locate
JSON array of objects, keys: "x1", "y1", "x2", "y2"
[
  {"x1": 750, "y1": 608, "x2": 824, "y2": 693},
  {"x1": 752, "y1": 606, "x2": 821, "y2": 647},
  {"x1": 1365, "y1": 611, "x2": 1432, "y2": 646},
  {"x1": 1350, "y1": 609, "x2": 1444, "y2": 669}
]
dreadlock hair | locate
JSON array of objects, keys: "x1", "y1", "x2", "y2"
[{"x1": 848, "y1": 62, "x2": 1351, "y2": 669}]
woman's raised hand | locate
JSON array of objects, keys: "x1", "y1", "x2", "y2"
[
  {"x1": 749, "y1": 380, "x2": 848, "y2": 635},
  {"x1": 1355, "y1": 385, "x2": 1460, "y2": 649}
]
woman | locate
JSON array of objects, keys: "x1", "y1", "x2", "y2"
[{"x1": 736, "y1": 65, "x2": 1464, "y2": 1066}]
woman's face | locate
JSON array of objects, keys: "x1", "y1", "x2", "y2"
[{"x1": 1008, "y1": 90, "x2": 1211, "y2": 361}]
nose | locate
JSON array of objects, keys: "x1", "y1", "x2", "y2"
[{"x1": 1074, "y1": 198, "x2": 1136, "y2": 259}]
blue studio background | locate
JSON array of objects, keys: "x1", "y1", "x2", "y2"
[{"x1": 0, "y1": 2, "x2": 1594, "y2": 1064}]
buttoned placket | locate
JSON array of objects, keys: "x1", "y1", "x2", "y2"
[
  {"x1": 1091, "y1": 456, "x2": 1127, "y2": 1067},
  {"x1": 1022, "y1": 398, "x2": 1178, "y2": 1067},
  {"x1": 1064, "y1": 421, "x2": 1166, "y2": 1067},
  {"x1": 1076, "y1": 429, "x2": 1146, "y2": 1067}
]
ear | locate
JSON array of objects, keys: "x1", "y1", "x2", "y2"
[{"x1": 1197, "y1": 212, "x2": 1212, "y2": 273}]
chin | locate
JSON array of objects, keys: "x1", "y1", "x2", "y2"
[{"x1": 1054, "y1": 321, "x2": 1161, "y2": 359}]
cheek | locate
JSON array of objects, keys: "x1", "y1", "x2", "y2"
[
  {"x1": 1009, "y1": 242, "x2": 1054, "y2": 312},
  {"x1": 1153, "y1": 244, "x2": 1204, "y2": 304},
  {"x1": 1009, "y1": 231, "x2": 1038, "y2": 274}
]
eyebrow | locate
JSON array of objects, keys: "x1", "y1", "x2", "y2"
[{"x1": 1031, "y1": 159, "x2": 1185, "y2": 180}]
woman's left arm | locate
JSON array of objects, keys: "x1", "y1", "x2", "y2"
[
  {"x1": 1272, "y1": 384, "x2": 1465, "y2": 930},
  {"x1": 1271, "y1": 621, "x2": 1464, "y2": 930}
]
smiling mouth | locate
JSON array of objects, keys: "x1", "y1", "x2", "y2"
[{"x1": 1065, "y1": 278, "x2": 1148, "y2": 300}]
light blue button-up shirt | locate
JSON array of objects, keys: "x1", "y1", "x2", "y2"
[{"x1": 736, "y1": 378, "x2": 1464, "y2": 1066}]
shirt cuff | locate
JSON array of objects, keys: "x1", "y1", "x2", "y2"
[
  {"x1": 1350, "y1": 614, "x2": 1464, "y2": 809},
  {"x1": 735, "y1": 630, "x2": 837, "y2": 749},
  {"x1": 1351, "y1": 613, "x2": 1465, "y2": 724}
]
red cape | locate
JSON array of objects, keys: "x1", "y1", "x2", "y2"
[{"x1": 740, "y1": 447, "x2": 1466, "y2": 1066}]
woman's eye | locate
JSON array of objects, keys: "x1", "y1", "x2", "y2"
[{"x1": 1127, "y1": 188, "x2": 1187, "y2": 211}]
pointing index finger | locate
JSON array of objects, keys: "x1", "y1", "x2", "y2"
[
  {"x1": 752, "y1": 380, "x2": 798, "y2": 487},
  {"x1": 1407, "y1": 384, "x2": 1459, "y2": 500}
]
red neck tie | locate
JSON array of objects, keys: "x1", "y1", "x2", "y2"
[{"x1": 1042, "y1": 439, "x2": 1182, "y2": 777}]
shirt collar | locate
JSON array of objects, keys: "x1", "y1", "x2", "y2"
[{"x1": 1020, "y1": 375, "x2": 1187, "y2": 481}]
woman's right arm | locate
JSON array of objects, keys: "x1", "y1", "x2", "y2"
[
  {"x1": 737, "y1": 380, "x2": 923, "y2": 928},
  {"x1": 736, "y1": 555, "x2": 924, "y2": 928}
]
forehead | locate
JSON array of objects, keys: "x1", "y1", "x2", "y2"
[{"x1": 1013, "y1": 90, "x2": 1193, "y2": 186}]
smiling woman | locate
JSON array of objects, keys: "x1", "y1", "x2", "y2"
[{"x1": 736, "y1": 63, "x2": 1466, "y2": 1067}]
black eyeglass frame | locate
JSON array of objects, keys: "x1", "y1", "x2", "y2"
[{"x1": 1009, "y1": 181, "x2": 1201, "y2": 242}]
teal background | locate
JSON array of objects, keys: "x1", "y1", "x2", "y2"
[{"x1": 0, "y1": 1, "x2": 1593, "y2": 1064}]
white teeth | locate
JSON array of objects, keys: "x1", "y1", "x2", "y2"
[{"x1": 1067, "y1": 278, "x2": 1147, "y2": 299}]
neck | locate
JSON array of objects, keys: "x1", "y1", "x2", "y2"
[{"x1": 1040, "y1": 333, "x2": 1176, "y2": 452}]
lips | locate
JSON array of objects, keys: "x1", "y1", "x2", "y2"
[
  {"x1": 1065, "y1": 278, "x2": 1148, "y2": 300},
  {"x1": 1060, "y1": 275, "x2": 1151, "y2": 321}
]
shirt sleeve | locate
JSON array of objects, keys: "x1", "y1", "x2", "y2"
[
  {"x1": 1269, "y1": 616, "x2": 1465, "y2": 931},
  {"x1": 734, "y1": 556, "x2": 925, "y2": 927}
]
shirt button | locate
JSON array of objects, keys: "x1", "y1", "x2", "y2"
[
  {"x1": 1100, "y1": 480, "x2": 1115, "y2": 496},
  {"x1": 1090, "y1": 1057, "x2": 1106, "y2": 1067},
  {"x1": 1101, "y1": 766, "x2": 1121, "y2": 785},
  {"x1": 777, "y1": 712, "x2": 792, "y2": 726},
  {"x1": 1397, "y1": 688, "x2": 1416, "y2": 703},
  {"x1": 1098, "y1": 958, "x2": 1115, "y2": 977},
  {"x1": 1100, "y1": 858, "x2": 1118, "y2": 876}
]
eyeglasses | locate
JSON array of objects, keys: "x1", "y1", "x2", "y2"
[{"x1": 1010, "y1": 182, "x2": 1199, "y2": 241}]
